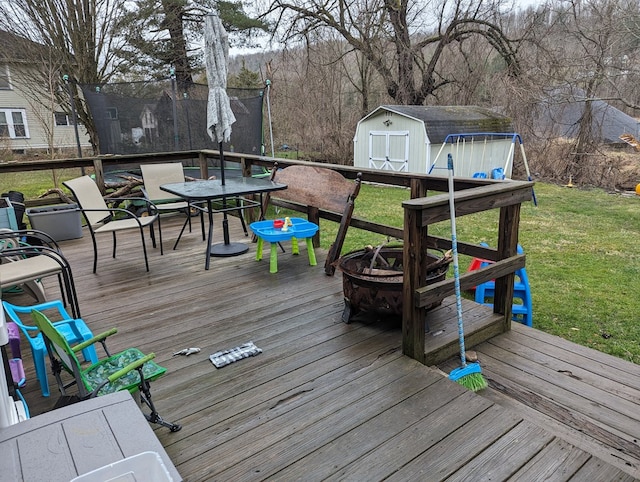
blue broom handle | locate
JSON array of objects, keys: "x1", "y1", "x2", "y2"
[{"x1": 447, "y1": 154, "x2": 466, "y2": 367}]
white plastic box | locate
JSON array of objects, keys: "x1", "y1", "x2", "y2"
[
  {"x1": 70, "y1": 451, "x2": 174, "y2": 482},
  {"x1": 27, "y1": 203, "x2": 83, "y2": 241}
]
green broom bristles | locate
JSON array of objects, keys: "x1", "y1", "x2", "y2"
[
  {"x1": 454, "y1": 372, "x2": 488, "y2": 392},
  {"x1": 448, "y1": 363, "x2": 488, "y2": 392}
]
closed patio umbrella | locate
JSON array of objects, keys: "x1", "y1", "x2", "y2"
[
  {"x1": 205, "y1": 12, "x2": 235, "y2": 175},
  {"x1": 205, "y1": 12, "x2": 246, "y2": 256}
]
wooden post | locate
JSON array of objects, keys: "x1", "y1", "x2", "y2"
[
  {"x1": 93, "y1": 159, "x2": 105, "y2": 195},
  {"x1": 402, "y1": 205, "x2": 428, "y2": 364},
  {"x1": 410, "y1": 178, "x2": 428, "y2": 200},
  {"x1": 307, "y1": 206, "x2": 320, "y2": 247},
  {"x1": 495, "y1": 204, "x2": 521, "y2": 331},
  {"x1": 241, "y1": 156, "x2": 251, "y2": 178},
  {"x1": 199, "y1": 152, "x2": 208, "y2": 179}
]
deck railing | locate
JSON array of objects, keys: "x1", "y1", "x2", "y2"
[
  {"x1": 402, "y1": 180, "x2": 534, "y2": 363},
  {"x1": 0, "y1": 150, "x2": 534, "y2": 363}
]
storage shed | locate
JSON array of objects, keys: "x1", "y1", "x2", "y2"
[{"x1": 353, "y1": 105, "x2": 516, "y2": 178}]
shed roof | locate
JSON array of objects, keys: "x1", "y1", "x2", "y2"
[{"x1": 363, "y1": 105, "x2": 513, "y2": 143}]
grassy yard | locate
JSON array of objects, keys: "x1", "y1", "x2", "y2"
[
  {"x1": 3, "y1": 171, "x2": 639, "y2": 364},
  {"x1": 2, "y1": 169, "x2": 83, "y2": 199}
]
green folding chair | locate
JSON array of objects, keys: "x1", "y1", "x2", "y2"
[{"x1": 31, "y1": 309, "x2": 181, "y2": 432}]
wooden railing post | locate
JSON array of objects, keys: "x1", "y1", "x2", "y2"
[
  {"x1": 240, "y1": 156, "x2": 251, "y2": 178},
  {"x1": 402, "y1": 180, "x2": 533, "y2": 365},
  {"x1": 402, "y1": 205, "x2": 428, "y2": 364},
  {"x1": 410, "y1": 178, "x2": 428, "y2": 199},
  {"x1": 93, "y1": 159, "x2": 105, "y2": 195},
  {"x1": 494, "y1": 204, "x2": 521, "y2": 331},
  {"x1": 198, "y1": 151, "x2": 208, "y2": 179}
]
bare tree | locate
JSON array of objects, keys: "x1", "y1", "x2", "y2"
[
  {"x1": 262, "y1": 0, "x2": 520, "y2": 105},
  {"x1": 0, "y1": 0, "x2": 130, "y2": 152},
  {"x1": 510, "y1": 0, "x2": 640, "y2": 183}
]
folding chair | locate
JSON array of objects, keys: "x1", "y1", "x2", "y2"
[{"x1": 31, "y1": 309, "x2": 181, "y2": 432}]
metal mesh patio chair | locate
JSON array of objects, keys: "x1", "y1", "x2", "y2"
[
  {"x1": 63, "y1": 175, "x2": 163, "y2": 273},
  {"x1": 140, "y1": 162, "x2": 204, "y2": 243}
]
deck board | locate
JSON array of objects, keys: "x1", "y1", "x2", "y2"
[
  {"x1": 442, "y1": 323, "x2": 640, "y2": 478},
  {"x1": 4, "y1": 214, "x2": 638, "y2": 481}
]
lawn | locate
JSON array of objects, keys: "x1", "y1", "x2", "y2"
[{"x1": 3, "y1": 171, "x2": 639, "y2": 364}]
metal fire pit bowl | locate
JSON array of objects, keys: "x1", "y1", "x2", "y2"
[{"x1": 338, "y1": 246, "x2": 452, "y2": 323}]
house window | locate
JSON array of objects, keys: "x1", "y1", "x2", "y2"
[
  {"x1": 0, "y1": 65, "x2": 10, "y2": 90},
  {"x1": 55, "y1": 112, "x2": 72, "y2": 126},
  {"x1": 0, "y1": 109, "x2": 29, "y2": 138},
  {"x1": 106, "y1": 107, "x2": 118, "y2": 119}
]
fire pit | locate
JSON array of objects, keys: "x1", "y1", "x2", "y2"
[{"x1": 338, "y1": 246, "x2": 452, "y2": 323}]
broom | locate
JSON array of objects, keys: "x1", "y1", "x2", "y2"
[{"x1": 446, "y1": 153, "x2": 488, "y2": 391}]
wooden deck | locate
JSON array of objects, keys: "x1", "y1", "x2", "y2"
[{"x1": 6, "y1": 214, "x2": 640, "y2": 481}]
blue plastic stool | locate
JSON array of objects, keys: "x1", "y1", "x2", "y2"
[
  {"x1": 473, "y1": 244, "x2": 533, "y2": 327},
  {"x1": 2, "y1": 300, "x2": 98, "y2": 397}
]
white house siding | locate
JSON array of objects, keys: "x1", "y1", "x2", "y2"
[{"x1": 0, "y1": 65, "x2": 91, "y2": 154}]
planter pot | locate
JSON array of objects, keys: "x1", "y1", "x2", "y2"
[{"x1": 27, "y1": 204, "x2": 83, "y2": 241}]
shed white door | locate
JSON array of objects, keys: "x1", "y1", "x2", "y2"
[{"x1": 368, "y1": 131, "x2": 409, "y2": 171}]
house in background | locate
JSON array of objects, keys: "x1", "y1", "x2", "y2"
[
  {"x1": 0, "y1": 30, "x2": 91, "y2": 156},
  {"x1": 353, "y1": 105, "x2": 516, "y2": 178}
]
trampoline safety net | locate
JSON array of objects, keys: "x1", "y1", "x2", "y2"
[{"x1": 80, "y1": 81, "x2": 264, "y2": 156}]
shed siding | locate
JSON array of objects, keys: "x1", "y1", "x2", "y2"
[{"x1": 354, "y1": 109, "x2": 429, "y2": 172}]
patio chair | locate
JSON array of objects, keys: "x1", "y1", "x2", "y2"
[
  {"x1": 31, "y1": 309, "x2": 182, "y2": 432},
  {"x1": 63, "y1": 175, "x2": 163, "y2": 273},
  {"x1": 3, "y1": 300, "x2": 98, "y2": 397},
  {"x1": 0, "y1": 229, "x2": 81, "y2": 318},
  {"x1": 259, "y1": 164, "x2": 362, "y2": 275},
  {"x1": 140, "y1": 162, "x2": 204, "y2": 242}
]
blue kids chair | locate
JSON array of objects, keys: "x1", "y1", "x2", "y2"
[{"x1": 2, "y1": 300, "x2": 98, "y2": 396}]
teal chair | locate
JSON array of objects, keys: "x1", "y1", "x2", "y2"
[{"x1": 2, "y1": 300, "x2": 98, "y2": 397}]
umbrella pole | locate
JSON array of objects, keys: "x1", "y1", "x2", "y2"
[
  {"x1": 210, "y1": 142, "x2": 248, "y2": 256},
  {"x1": 220, "y1": 141, "x2": 229, "y2": 244},
  {"x1": 219, "y1": 141, "x2": 226, "y2": 185}
]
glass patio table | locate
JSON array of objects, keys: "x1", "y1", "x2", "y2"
[{"x1": 160, "y1": 177, "x2": 287, "y2": 270}]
